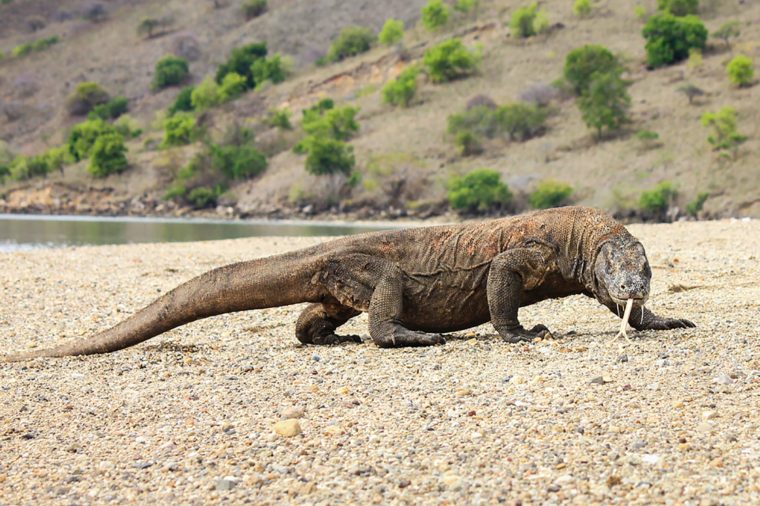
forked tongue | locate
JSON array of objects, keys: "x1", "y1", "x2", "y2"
[{"x1": 614, "y1": 298, "x2": 634, "y2": 341}]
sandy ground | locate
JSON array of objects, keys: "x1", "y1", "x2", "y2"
[{"x1": 0, "y1": 219, "x2": 758, "y2": 505}]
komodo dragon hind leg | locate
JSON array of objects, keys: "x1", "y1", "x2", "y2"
[
  {"x1": 295, "y1": 303, "x2": 362, "y2": 345},
  {"x1": 368, "y1": 266, "x2": 446, "y2": 348}
]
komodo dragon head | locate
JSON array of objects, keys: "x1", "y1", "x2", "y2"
[{"x1": 592, "y1": 236, "x2": 651, "y2": 309}]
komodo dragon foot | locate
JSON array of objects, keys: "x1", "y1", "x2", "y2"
[{"x1": 496, "y1": 324, "x2": 552, "y2": 343}]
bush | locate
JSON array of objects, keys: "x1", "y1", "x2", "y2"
[
  {"x1": 326, "y1": 26, "x2": 375, "y2": 63},
  {"x1": 573, "y1": 0, "x2": 592, "y2": 17},
  {"x1": 657, "y1": 0, "x2": 698, "y2": 16},
  {"x1": 382, "y1": 65, "x2": 419, "y2": 107},
  {"x1": 268, "y1": 108, "x2": 292, "y2": 130},
  {"x1": 639, "y1": 181, "x2": 676, "y2": 214},
  {"x1": 137, "y1": 16, "x2": 172, "y2": 39},
  {"x1": 209, "y1": 143, "x2": 267, "y2": 179},
  {"x1": 162, "y1": 113, "x2": 197, "y2": 147},
  {"x1": 250, "y1": 54, "x2": 286, "y2": 87},
  {"x1": 215, "y1": 42, "x2": 268, "y2": 88},
  {"x1": 423, "y1": 38, "x2": 480, "y2": 83},
  {"x1": 88, "y1": 132, "x2": 128, "y2": 177},
  {"x1": 454, "y1": 0, "x2": 477, "y2": 14},
  {"x1": 68, "y1": 119, "x2": 116, "y2": 161},
  {"x1": 191, "y1": 76, "x2": 223, "y2": 109},
  {"x1": 66, "y1": 82, "x2": 110, "y2": 116},
  {"x1": 242, "y1": 0, "x2": 267, "y2": 20},
  {"x1": 8, "y1": 155, "x2": 52, "y2": 181},
  {"x1": 114, "y1": 115, "x2": 143, "y2": 139},
  {"x1": 453, "y1": 131, "x2": 483, "y2": 156},
  {"x1": 447, "y1": 168, "x2": 511, "y2": 214},
  {"x1": 186, "y1": 186, "x2": 220, "y2": 208},
  {"x1": 642, "y1": 13, "x2": 707, "y2": 68},
  {"x1": 726, "y1": 54, "x2": 754, "y2": 87},
  {"x1": 519, "y1": 83, "x2": 559, "y2": 106},
  {"x1": 11, "y1": 36, "x2": 59, "y2": 58},
  {"x1": 168, "y1": 86, "x2": 196, "y2": 115},
  {"x1": 686, "y1": 192, "x2": 708, "y2": 217},
  {"x1": 563, "y1": 45, "x2": 622, "y2": 95},
  {"x1": 448, "y1": 102, "x2": 546, "y2": 147},
  {"x1": 88, "y1": 96, "x2": 128, "y2": 120},
  {"x1": 152, "y1": 55, "x2": 189, "y2": 90},
  {"x1": 497, "y1": 103, "x2": 547, "y2": 141},
  {"x1": 301, "y1": 104, "x2": 359, "y2": 141},
  {"x1": 678, "y1": 83, "x2": 704, "y2": 104},
  {"x1": 510, "y1": 3, "x2": 548, "y2": 38},
  {"x1": 713, "y1": 21, "x2": 740, "y2": 48},
  {"x1": 421, "y1": 0, "x2": 449, "y2": 31},
  {"x1": 635, "y1": 129, "x2": 660, "y2": 150},
  {"x1": 379, "y1": 18, "x2": 404, "y2": 46},
  {"x1": 700, "y1": 107, "x2": 747, "y2": 154},
  {"x1": 304, "y1": 137, "x2": 355, "y2": 176},
  {"x1": 529, "y1": 179, "x2": 573, "y2": 209},
  {"x1": 578, "y1": 72, "x2": 631, "y2": 139},
  {"x1": 219, "y1": 72, "x2": 247, "y2": 100}
]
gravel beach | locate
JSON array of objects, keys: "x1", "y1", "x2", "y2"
[{"x1": 1, "y1": 219, "x2": 758, "y2": 505}]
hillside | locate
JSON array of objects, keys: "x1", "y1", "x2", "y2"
[{"x1": 0, "y1": 0, "x2": 759, "y2": 219}]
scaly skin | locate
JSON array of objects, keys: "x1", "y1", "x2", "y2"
[{"x1": 1, "y1": 207, "x2": 694, "y2": 361}]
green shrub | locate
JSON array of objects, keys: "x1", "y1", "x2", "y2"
[
  {"x1": 43, "y1": 145, "x2": 74, "y2": 173},
  {"x1": 563, "y1": 45, "x2": 622, "y2": 95},
  {"x1": 301, "y1": 105, "x2": 359, "y2": 141},
  {"x1": 326, "y1": 26, "x2": 375, "y2": 63},
  {"x1": 219, "y1": 72, "x2": 247, "y2": 100},
  {"x1": 578, "y1": 72, "x2": 631, "y2": 139},
  {"x1": 447, "y1": 168, "x2": 511, "y2": 214},
  {"x1": 700, "y1": 107, "x2": 747, "y2": 154},
  {"x1": 423, "y1": 38, "x2": 480, "y2": 83},
  {"x1": 634, "y1": 5, "x2": 648, "y2": 20},
  {"x1": 88, "y1": 96, "x2": 128, "y2": 120},
  {"x1": 187, "y1": 186, "x2": 221, "y2": 208},
  {"x1": 113, "y1": 115, "x2": 143, "y2": 139},
  {"x1": 67, "y1": 119, "x2": 116, "y2": 161},
  {"x1": 303, "y1": 137, "x2": 355, "y2": 176},
  {"x1": 639, "y1": 181, "x2": 676, "y2": 214},
  {"x1": 642, "y1": 13, "x2": 707, "y2": 68},
  {"x1": 421, "y1": 0, "x2": 449, "y2": 31},
  {"x1": 454, "y1": 0, "x2": 478, "y2": 14},
  {"x1": 657, "y1": 0, "x2": 698, "y2": 16},
  {"x1": 162, "y1": 112, "x2": 197, "y2": 147},
  {"x1": 573, "y1": 0, "x2": 592, "y2": 17},
  {"x1": 11, "y1": 36, "x2": 58, "y2": 58},
  {"x1": 453, "y1": 131, "x2": 483, "y2": 156},
  {"x1": 242, "y1": 0, "x2": 267, "y2": 20},
  {"x1": 215, "y1": 42, "x2": 268, "y2": 88},
  {"x1": 497, "y1": 103, "x2": 547, "y2": 141},
  {"x1": 250, "y1": 54, "x2": 286, "y2": 87},
  {"x1": 8, "y1": 155, "x2": 52, "y2": 181},
  {"x1": 191, "y1": 76, "x2": 223, "y2": 109},
  {"x1": 510, "y1": 3, "x2": 548, "y2": 38},
  {"x1": 448, "y1": 102, "x2": 546, "y2": 147},
  {"x1": 382, "y1": 65, "x2": 419, "y2": 107},
  {"x1": 686, "y1": 192, "x2": 708, "y2": 217},
  {"x1": 713, "y1": 20, "x2": 740, "y2": 48},
  {"x1": 66, "y1": 82, "x2": 110, "y2": 116},
  {"x1": 152, "y1": 55, "x2": 190, "y2": 90},
  {"x1": 529, "y1": 179, "x2": 573, "y2": 209},
  {"x1": 635, "y1": 129, "x2": 660, "y2": 150},
  {"x1": 268, "y1": 108, "x2": 292, "y2": 130},
  {"x1": 379, "y1": 18, "x2": 404, "y2": 46},
  {"x1": 209, "y1": 144, "x2": 267, "y2": 180},
  {"x1": 168, "y1": 86, "x2": 196, "y2": 115},
  {"x1": 726, "y1": 54, "x2": 754, "y2": 87},
  {"x1": 137, "y1": 17, "x2": 172, "y2": 39},
  {"x1": 88, "y1": 132, "x2": 128, "y2": 177}
]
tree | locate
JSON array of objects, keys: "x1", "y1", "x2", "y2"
[
  {"x1": 563, "y1": 45, "x2": 622, "y2": 95},
  {"x1": 162, "y1": 112, "x2": 197, "y2": 147},
  {"x1": 379, "y1": 19, "x2": 404, "y2": 46},
  {"x1": 152, "y1": 55, "x2": 189, "y2": 90},
  {"x1": 726, "y1": 55, "x2": 754, "y2": 87},
  {"x1": 447, "y1": 168, "x2": 511, "y2": 214},
  {"x1": 65, "y1": 82, "x2": 110, "y2": 116},
  {"x1": 529, "y1": 180, "x2": 573, "y2": 209},
  {"x1": 573, "y1": 0, "x2": 592, "y2": 18},
  {"x1": 639, "y1": 181, "x2": 676, "y2": 216},
  {"x1": 421, "y1": 0, "x2": 449, "y2": 31},
  {"x1": 657, "y1": 0, "x2": 698, "y2": 16},
  {"x1": 677, "y1": 83, "x2": 704, "y2": 104},
  {"x1": 578, "y1": 72, "x2": 631, "y2": 139},
  {"x1": 700, "y1": 107, "x2": 747, "y2": 156},
  {"x1": 325, "y1": 27, "x2": 375, "y2": 63},
  {"x1": 67, "y1": 119, "x2": 116, "y2": 161},
  {"x1": 88, "y1": 132, "x2": 128, "y2": 177},
  {"x1": 454, "y1": 0, "x2": 477, "y2": 14},
  {"x1": 215, "y1": 42, "x2": 268, "y2": 88},
  {"x1": 509, "y1": 3, "x2": 548, "y2": 38},
  {"x1": 304, "y1": 137, "x2": 355, "y2": 176},
  {"x1": 713, "y1": 21, "x2": 740, "y2": 48},
  {"x1": 642, "y1": 13, "x2": 707, "y2": 68},
  {"x1": 382, "y1": 65, "x2": 419, "y2": 107},
  {"x1": 423, "y1": 38, "x2": 480, "y2": 83}
]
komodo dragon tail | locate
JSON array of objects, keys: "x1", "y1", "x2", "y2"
[{"x1": 2, "y1": 254, "x2": 314, "y2": 362}]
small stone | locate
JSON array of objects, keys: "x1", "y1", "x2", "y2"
[
  {"x1": 133, "y1": 461, "x2": 153, "y2": 470},
  {"x1": 311, "y1": 354, "x2": 321, "y2": 362},
  {"x1": 455, "y1": 388, "x2": 472, "y2": 397},
  {"x1": 547, "y1": 484, "x2": 560, "y2": 492},
  {"x1": 590, "y1": 376, "x2": 612, "y2": 385},
  {"x1": 441, "y1": 473, "x2": 463, "y2": 490},
  {"x1": 641, "y1": 454, "x2": 660, "y2": 465},
  {"x1": 466, "y1": 338, "x2": 478, "y2": 346},
  {"x1": 335, "y1": 386, "x2": 350, "y2": 395},
  {"x1": 702, "y1": 410, "x2": 718, "y2": 420},
  {"x1": 617, "y1": 354, "x2": 628, "y2": 363},
  {"x1": 672, "y1": 401, "x2": 684, "y2": 408},
  {"x1": 324, "y1": 425, "x2": 342, "y2": 436},
  {"x1": 631, "y1": 439, "x2": 646, "y2": 450},
  {"x1": 281, "y1": 406, "x2": 305, "y2": 419},
  {"x1": 215, "y1": 477, "x2": 239, "y2": 491},
  {"x1": 713, "y1": 373, "x2": 733, "y2": 385},
  {"x1": 273, "y1": 419, "x2": 302, "y2": 437},
  {"x1": 399, "y1": 479, "x2": 411, "y2": 488},
  {"x1": 606, "y1": 475, "x2": 622, "y2": 487}
]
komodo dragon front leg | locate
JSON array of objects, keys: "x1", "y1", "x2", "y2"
[
  {"x1": 609, "y1": 304, "x2": 695, "y2": 332},
  {"x1": 487, "y1": 247, "x2": 554, "y2": 343},
  {"x1": 295, "y1": 303, "x2": 362, "y2": 345}
]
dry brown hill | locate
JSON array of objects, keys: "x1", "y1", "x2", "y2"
[{"x1": 1, "y1": 0, "x2": 758, "y2": 218}]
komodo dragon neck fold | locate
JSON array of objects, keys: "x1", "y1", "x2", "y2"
[{"x1": 2, "y1": 206, "x2": 695, "y2": 362}]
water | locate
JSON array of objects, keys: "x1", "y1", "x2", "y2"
[{"x1": 0, "y1": 214, "x2": 400, "y2": 252}]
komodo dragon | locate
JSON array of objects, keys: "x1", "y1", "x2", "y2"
[{"x1": 2, "y1": 207, "x2": 694, "y2": 362}]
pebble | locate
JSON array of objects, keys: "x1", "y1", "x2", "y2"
[
  {"x1": 455, "y1": 388, "x2": 472, "y2": 397},
  {"x1": 713, "y1": 373, "x2": 733, "y2": 385},
  {"x1": 215, "y1": 477, "x2": 239, "y2": 491},
  {"x1": 281, "y1": 406, "x2": 305, "y2": 419},
  {"x1": 590, "y1": 376, "x2": 612, "y2": 385},
  {"x1": 702, "y1": 410, "x2": 718, "y2": 420},
  {"x1": 273, "y1": 419, "x2": 302, "y2": 437},
  {"x1": 441, "y1": 473, "x2": 463, "y2": 490}
]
